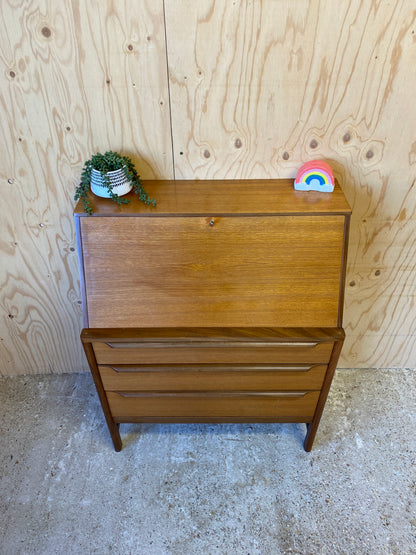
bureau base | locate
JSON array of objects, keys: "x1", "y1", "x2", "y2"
[{"x1": 81, "y1": 327, "x2": 344, "y2": 452}]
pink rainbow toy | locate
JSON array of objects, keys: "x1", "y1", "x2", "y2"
[{"x1": 294, "y1": 160, "x2": 334, "y2": 193}]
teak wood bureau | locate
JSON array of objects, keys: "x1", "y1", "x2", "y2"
[{"x1": 74, "y1": 179, "x2": 351, "y2": 451}]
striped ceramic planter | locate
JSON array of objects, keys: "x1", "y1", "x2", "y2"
[{"x1": 90, "y1": 167, "x2": 133, "y2": 198}]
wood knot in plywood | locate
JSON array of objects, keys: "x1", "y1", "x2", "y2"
[
  {"x1": 362, "y1": 140, "x2": 384, "y2": 164},
  {"x1": 398, "y1": 208, "x2": 407, "y2": 222},
  {"x1": 41, "y1": 26, "x2": 51, "y2": 38}
]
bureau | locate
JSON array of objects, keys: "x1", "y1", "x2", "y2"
[{"x1": 75, "y1": 179, "x2": 351, "y2": 451}]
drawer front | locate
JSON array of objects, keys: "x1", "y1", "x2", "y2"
[
  {"x1": 81, "y1": 215, "x2": 345, "y2": 328},
  {"x1": 99, "y1": 364, "x2": 327, "y2": 392},
  {"x1": 93, "y1": 341, "x2": 334, "y2": 365},
  {"x1": 107, "y1": 390, "x2": 320, "y2": 421}
]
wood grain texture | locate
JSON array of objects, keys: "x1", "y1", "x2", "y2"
[
  {"x1": 98, "y1": 364, "x2": 327, "y2": 392},
  {"x1": 2, "y1": 0, "x2": 416, "y2": 373},
  {"x1": 107, "y1": 390, "x2": 320, "y2": 421},
  {"x1": 92, "y1": 341, "x2": 334, "y2": 366},
  {"x1": 74, "y1": 179, "x2": 351, "y2": 216},
  {"x1": 0, "y1": 0, "x2": 172, "y2": 375},
  {"x1": 80, "y1": 213, "x2": 345, "y2": 328},
  {"x1": 82, "y1": 340, "x2": 122, "y2": 451},
  {"x1": 165, "y1": 0, "x2": 416, "y2": 368},
  {"x1": 304, "y1": 337, "x2": 344, "y2": 451},
  {"x1": 81, "y1": 327, "x2": 345, "y2": 343}
]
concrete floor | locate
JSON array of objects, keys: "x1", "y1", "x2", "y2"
[{"x1": 0, "y1": 369, "x2": 415, "y2": 555}]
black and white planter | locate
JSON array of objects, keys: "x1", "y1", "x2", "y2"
[{"x1": 90, "y1": 167, "x2": 133, "y2": 198}]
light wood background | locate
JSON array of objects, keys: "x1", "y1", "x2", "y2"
[{"x1": 1, "y1": 0, "x2": 415, "y2": 374}]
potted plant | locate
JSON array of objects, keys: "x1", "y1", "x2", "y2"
[{"x1": 74, "y1": 151, "x2": 156, "y2": 215}]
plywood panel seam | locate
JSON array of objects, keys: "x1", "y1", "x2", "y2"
[{"x1": 162, "y1": 0, "x2": 176, "y2": 180}]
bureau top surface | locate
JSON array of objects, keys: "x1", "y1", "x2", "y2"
[{"x1": 74, "y1": 179, "x2": 351, "y2": 217}]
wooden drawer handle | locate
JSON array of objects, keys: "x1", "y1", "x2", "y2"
[
  {"x1": 105, "y1": 365, "x2": 316, "y2": 373},
  {"x1": 114, "y1": 391, "x2": 309, "y2": 399},
  {"x1": 104, "y1": 341, "x2": 319, "y2": 349}
]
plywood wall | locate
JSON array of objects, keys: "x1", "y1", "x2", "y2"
[
  {"x1": 0, "y1": 0, "x2": 173, "y2": 375},
  {"x1": 1, "y1": 0, "x2": 415, "y2": 374}
]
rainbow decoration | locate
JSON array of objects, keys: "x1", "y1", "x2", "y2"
[{"x1": 294, "y1": 160, "x2": 334, "y2": 193}]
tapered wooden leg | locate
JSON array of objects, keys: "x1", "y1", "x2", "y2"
[
  {"x1": 81, "y1": 337, "x2": 123, "y2": 452},
  {"x1": 108, "y1": 422, "x2": 122, "y2": 452},
  {"x1": 303, "y1": 338, "x2": 344, "y2": 451},
  {"x1": 304, "y1": 422, "x2": 318, "y2": 452}
]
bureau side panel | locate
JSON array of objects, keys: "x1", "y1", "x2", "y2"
[
  {"x1": 75, "y1": 215, "x2": 89, "y2": 328},
  {"x1": 80, "y1": 215, "x2": 345, "y2": 328}
]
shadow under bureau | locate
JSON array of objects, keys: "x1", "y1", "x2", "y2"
[{"x1": 74, "y1": 179, "x2": 351, "y2": 451}]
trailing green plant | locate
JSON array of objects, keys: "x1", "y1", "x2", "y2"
[{"x1": 74, "y1": 151, "x2": 156, "y2": 215}]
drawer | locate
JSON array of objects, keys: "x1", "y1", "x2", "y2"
[
  {"x1": 107, "y1": 390, "x2": 320, "y2": 422},
  {"x1": 98, "y1": 364, "x2": 327, "y2": 392},
  {"x1": 92, "y1": 341, "x2": 334, "y2": 365}
]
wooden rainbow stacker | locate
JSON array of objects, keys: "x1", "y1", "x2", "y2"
[{"x1": 74, "y1": 179, "x2": 351, "y2": 451}]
